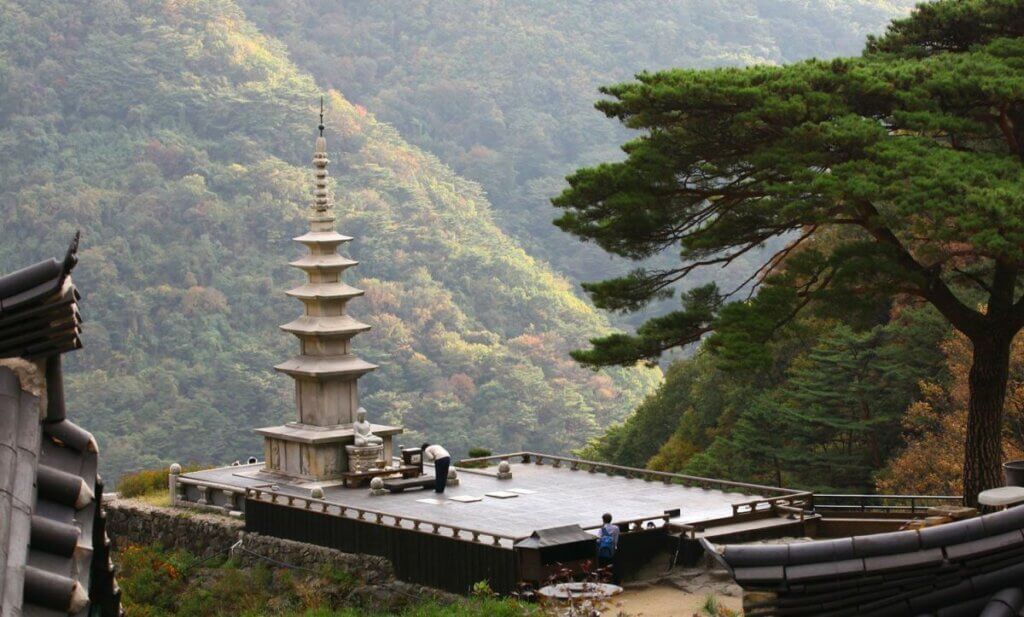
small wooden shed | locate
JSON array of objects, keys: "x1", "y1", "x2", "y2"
[{"x1": 514, "y1": 525, "x2": 598, "y2": 584}]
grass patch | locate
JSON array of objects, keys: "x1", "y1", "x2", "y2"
[{"x1": 136, "y1": 491, "x2": 172, "y2": 508}]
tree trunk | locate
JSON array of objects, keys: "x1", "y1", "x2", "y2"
[{"x1": 963, "y1": 335, "x2": 1013, "y2": 508}]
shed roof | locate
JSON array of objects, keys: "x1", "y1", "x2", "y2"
[{"x1": 514, "y1": 525, "x2": 597, "y2": 549}]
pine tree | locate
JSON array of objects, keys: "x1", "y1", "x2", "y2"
[{"x1": 553, "y1": 0, "x2": 1024, "y2": 504}]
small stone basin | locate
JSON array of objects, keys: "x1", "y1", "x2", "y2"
[{"x1": 537, "y1": 582, "x2": 622, "y2": 601}]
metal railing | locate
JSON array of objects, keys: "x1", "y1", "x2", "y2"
[
  {"x1": 245, "y1": 487, "x2": 523, "y2": 548},
  {"x1": 582, "y1": 514, "x2": 672, "y2": 534},
  {"x1": 456, "y1": 451, "x2": 806, "y2": 497},
  {"x1": 814, "y1": 493, "x2": 963, "y2": 514}
]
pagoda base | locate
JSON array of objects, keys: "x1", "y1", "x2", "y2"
[
  {"x1": 257, "y1": 422, "x2": 402, "y2": 482},
  {"x1": 345, "y1": 444, "x2": 384, "y2": 473}
]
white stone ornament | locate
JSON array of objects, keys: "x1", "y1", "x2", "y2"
[{"x1": 497, "y1": 459, "x2": 512, "y2": 480}]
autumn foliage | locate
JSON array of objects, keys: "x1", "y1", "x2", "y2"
[{"x1": 878, "y1": 333, "x2": 1024, "y2": 496}]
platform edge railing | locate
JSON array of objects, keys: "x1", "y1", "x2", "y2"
[
  {"x1": 455, "y1": 451, "x2": 805, "y2": 497},
  {"x1": 812, "y1": 493, "x2": 963, "y2": 514},
  {"x1": 244, "y1": 487, "x2": 524, "y2": 548}
]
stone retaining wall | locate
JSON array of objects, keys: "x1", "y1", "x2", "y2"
[{"x1": 105, "y1": 498, "x2": 450, "y2": 608}]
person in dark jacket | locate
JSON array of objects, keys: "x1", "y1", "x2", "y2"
[{"x1": 421, "y1": 443, "x2": 451, "y2": 493}]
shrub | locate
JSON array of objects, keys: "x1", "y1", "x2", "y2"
[
  {"x1": 470, "y1": 580, "x2": 493, "y2": 598},
  {"x1": 117, "y1": 464, "x2": 210, "y2": 498},
  {"x1": 702, "y1": 595, "x2": 739, "y2": 617},
  {"x1": 461, "y1": 448, "x2": 493, "y2": 469},
  {"x1": 117, "y1": 545, "x2": 192, "y2": 612}
]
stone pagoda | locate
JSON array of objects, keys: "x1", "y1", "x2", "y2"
[{"x1": 256, "y1": 104, "x2": 402, "y2": 482}]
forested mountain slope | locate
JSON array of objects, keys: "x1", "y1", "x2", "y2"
[
  {"x1": 242, "y1": 0, "x2": 917, "y2": 303},
  {"x1": 0, "y1": 0, "x2": 660, "y2": 480}
]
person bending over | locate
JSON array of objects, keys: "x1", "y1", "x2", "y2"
[{"x1": 420, "y1": 443, "x2": 451, "y2": 494}]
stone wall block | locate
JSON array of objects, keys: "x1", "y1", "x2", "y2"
[{"x1": 104, "y1": 498, "x2": 396, "y2": 583}]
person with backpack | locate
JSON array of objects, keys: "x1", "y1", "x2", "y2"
[{"x1": 596, "y1": 512, "x2": 621, "y2": 584}]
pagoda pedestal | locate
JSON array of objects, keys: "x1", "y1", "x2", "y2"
[
  {"x1": 256, "y1": 116, "x2": 402, "y2": 483},
  {"x1": 257, "y1": 423, "x2": 402, "y2": 480}
]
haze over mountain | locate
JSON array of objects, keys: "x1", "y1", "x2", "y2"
[
  {"x1": 243, "y1": 0, "x2": 917, "y2": 324},
  {"x1": 0, "y1": 0, "x2": 914, "y2": 480}
]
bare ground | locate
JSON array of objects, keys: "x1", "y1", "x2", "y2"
[{"x1": 610, "y1": 584, "x2": 742, "y2": 616}]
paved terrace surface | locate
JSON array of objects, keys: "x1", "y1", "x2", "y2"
[{"x1": 182, "y1": 460, "x2": 765, "y2": 539}]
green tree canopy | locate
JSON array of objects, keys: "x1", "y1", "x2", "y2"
[{"x1": 554, "y1": 0, "x2": 1024, "y2": 504}]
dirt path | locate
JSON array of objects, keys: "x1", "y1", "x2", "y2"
[{"x1": 608, "y1": 584, "x2": 742, "y2": 616}]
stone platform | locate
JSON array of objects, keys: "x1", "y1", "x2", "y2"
[{"x1": 177, "y1": 454, "x2": 799, "y2": 540}]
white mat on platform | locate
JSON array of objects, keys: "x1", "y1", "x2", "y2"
[{"x1": 486, "y1": 491, "x2": 519, "y2": 499}]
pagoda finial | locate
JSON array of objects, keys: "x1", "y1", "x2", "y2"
[
  {"x1": 313, "y1": 98, "x2": 330, "y2": 214},
  {"x1": 318, "y1": 95, "x2": 325, "y2": 137}
]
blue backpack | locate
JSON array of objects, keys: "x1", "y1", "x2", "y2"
[{"x1": 597, "y1": 527, "x2": 616, "y2": 559}]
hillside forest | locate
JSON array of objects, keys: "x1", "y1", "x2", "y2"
[
  {"x1": 0, "y1": 0, "x2": 962, "y2": 492},
  {"x1": 242, "y1": 0, "x2": 917, "y2": 329},
  {"x1": 0, "y1": 0, "x2": 665, "y2": 480}
]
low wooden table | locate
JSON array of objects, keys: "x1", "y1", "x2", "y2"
[
  {"x1": 340, "y1": 465, "x2": 421, "y2": 488},
  {"x1": 383, "y1": 475, "x2": 436, "y2": 493}
]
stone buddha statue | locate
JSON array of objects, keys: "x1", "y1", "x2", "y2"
[{"x1": 353, "y1": 407, "x2": 383, "y2": 447}]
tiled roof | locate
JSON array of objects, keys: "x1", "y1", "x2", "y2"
[
  {"x1": 704, "y1": 505, "x2": 1024, "y2": 616},
  {"x1": 0, "y1": 236, "x2": 120, "y2": 616},
  {"x1": 0, "y1": 233, "x2": 81, "y2": 360}
]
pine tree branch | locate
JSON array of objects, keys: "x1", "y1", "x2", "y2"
[
  {"x1": 853, "y1": 200, "x2": 985, "y2": 337},
  {"x1": 951, "y1": 266, "x2": 993, "y2": 294},
  {"x1": 997, "y1": 107, "x2": 1022, "y2": 157},
  {"x1": 725, "y1": 226, "x2": 817, "y2": 301}
]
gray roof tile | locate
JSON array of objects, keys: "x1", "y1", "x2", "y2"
[
  {"x1": 0, "y1": 242, "x2": 119, "y2": 616},
  {"x1": 709, "y1": 505, "x2": 1024, "y2": 616}
]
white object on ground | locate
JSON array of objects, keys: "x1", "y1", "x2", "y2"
[
  {"x1": 978, "y1": 486, "x2": 1024, "y2": 507},
  {"x1": 485, "y1": 491, "x2": 519, "y2": 499}
]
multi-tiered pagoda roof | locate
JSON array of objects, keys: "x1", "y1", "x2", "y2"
[{"x1": 256, "y1": 104, "x2": 400, "y2": 481}]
